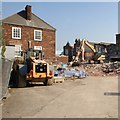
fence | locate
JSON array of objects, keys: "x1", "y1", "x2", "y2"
[
  {"x1": 0, "y1": 58, "x2": 2, "y2": 99},
  {"x1": 1, "y1": 58, "x2": 13, "y2": 99}
]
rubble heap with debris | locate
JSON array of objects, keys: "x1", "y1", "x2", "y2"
[{"x1": 83, "y1": 62, "x2": 120, "y2": 76}]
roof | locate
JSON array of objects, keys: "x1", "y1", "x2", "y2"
[
  {"x1": 64, "y1": 42, "x2": 74, "y2": 49},
  {"x1": 116, "y1": 33, "x2": 120, "y2": 36},
  {"x1": 2, "y1": 10, "x2": 56, "y2": 31},
  {"x1": 96, "y1": 42, "x2": 115, "y2": 46}
]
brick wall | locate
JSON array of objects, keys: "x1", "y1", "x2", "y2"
[
  {"x1": 116, "y1": 34, "x2": 120, "y2": 51},
  {"x1": 57, "y1": 55, "x2": 68, "y2": 64},
  {"x1": 63, "y1": 44, "x2": 73, "y2": 62},
  {"x1": 84, "y1": 52, "x2": 94, "y2": 60},
  {"x1": 2, "y1": 23, "x2": 56, "y2": 61},
  {"x1": 116, "y1": 34, "x2": 120, "y2": 44}
]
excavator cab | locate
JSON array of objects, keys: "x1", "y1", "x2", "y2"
[
  {"x1": 26, "y1": 48, "x2": 44, "y2": 60},
  {"x1": 94, "y1": 52, "x2": 106, "y2": 63}
]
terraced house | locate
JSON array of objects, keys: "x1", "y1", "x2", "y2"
[{"x1": 2, "y1": 5, "x2": 56, "y2": 61}]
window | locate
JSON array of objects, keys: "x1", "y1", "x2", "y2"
[
  {"x1": 34, "y1": 30, "x2": 42, "y2": 41},
  {"x1": 34, "y1": 46, "x2": 42, "y2": 51},
  {"x1": 71, "y1": 49, "x2": 74, "y2": 56},
  {"x1": 15, "y1": 45, "x2": 22, "y2": 57},
  {"x1": 65, "y1": 49, "x2": 68, "y2": 55},
  {"x1": 12, "y1": 27, "x2": 21, "y2": 39},
  {"x1": 76, "y1": 47, "x2": 80, "y2": 52},
  {"x1": 35, "y1": 64, "x2": 47, "y2": 73}
]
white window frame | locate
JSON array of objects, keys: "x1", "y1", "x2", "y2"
[
  {"x1": 34, "y1": 30, "x2": 42, "y2": 41},
  {"x1": 34, "y1": 46, "x2": 42, "y2": 51},
  {"x1": 12, "y1": 27, "x2": 21, "y2": 39},
  {"x1": 15, "y1": 45, "x2": 22, "y2": 57}
]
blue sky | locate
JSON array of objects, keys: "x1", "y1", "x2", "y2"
[{"x1": 2, "y1": 2, "x2": 118, "y2": 53}]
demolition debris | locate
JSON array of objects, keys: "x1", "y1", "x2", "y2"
[{"x1": 83, "y1": 61, "x2": 120, "y2": 76}]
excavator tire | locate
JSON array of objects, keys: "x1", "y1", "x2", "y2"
[
  {"x1": 17, "y1": 74, "x2": 27, "y2": 88},
  {"x1": 44, "y1": 78, "x2": 54, "y2": 86},
  {"x1": 44, "y1": 78, "x2": 48, "y2": 86}
]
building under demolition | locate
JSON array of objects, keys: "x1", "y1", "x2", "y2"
[{"x1": 63, "y1": 38, "x2": 117, "y2": 62}]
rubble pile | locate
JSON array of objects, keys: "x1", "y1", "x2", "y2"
[
  {"x1": 83, "y1": 61, "x2": 120, "y2": 76},
  {"x1": 54, "y1": 62, "x2": 120, "y2": 78},
  {"x1": 102, "y1": 62, "x2": 120, "y2": 74},
  {"x1": 83, "y1": 64, "x2": 103, "y2": 76}
]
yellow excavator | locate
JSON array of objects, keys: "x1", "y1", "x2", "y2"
[{"x1": 73, "y1": 38, "x2": 106, "y2": 64}]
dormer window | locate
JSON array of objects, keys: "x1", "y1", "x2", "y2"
[{"x1": 12, "y1": 27, "x2": 21, "y2": 39}]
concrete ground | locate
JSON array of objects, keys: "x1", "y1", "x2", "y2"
[{"x1": 2, "y1": 76, "x2": 118, "y2": 118}]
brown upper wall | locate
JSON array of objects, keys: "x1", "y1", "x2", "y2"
[{"x1": 2, "y1": 23, "x2": 56, "y2": 61}]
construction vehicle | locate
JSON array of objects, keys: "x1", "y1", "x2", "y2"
[
  {"x1": 25, "y1": 48, "x2": 54, "y2": 85},
  {"x1": 9, "y1": 41, "x2": 54, "y2": 88},
  {"x1": 73, "y1": 38, "x2": 106, "y2": 64},
  {"x1": 25, "y1": 41, "x2": 54, "y2": 85}
]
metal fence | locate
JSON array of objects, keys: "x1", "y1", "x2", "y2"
[
  {"x1": 1, "y1": 58, "x2": 13, "y2": 99},
  {"x1": 0, "y1": 58, "x2": 2, "y2": 99}
]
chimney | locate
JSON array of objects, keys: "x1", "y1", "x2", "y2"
[{"x1": 25, "y1": 5, "x2": 32, "y2": 20}]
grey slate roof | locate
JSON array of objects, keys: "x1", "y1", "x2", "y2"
[{"x1": 2, "y1": 10, "x2": 56, "y2": 31}]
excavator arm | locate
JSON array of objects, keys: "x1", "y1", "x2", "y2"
[
  {"x1": 83, "y1": 38, "x2": 106, "y2": 62},
  {"x1": 81, "y1": 38, "x2": 96, "y2": 61},
  {"x1": 73, "y1": 38, "x2": 84, "y2": 62},
  {"x1": 73, "y1": 38, "x2": 105, "y2": 63},
  {"x1": 84, "y1": 39, "x2": 96, "y2": 53}
]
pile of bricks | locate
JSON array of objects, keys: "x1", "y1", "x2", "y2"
[
  {"x1": 78, "y1": 62, "x2": 120, "y2": 76},
  {"x1": 102, "y1": 62, "x2": 120, "y2": 74}
]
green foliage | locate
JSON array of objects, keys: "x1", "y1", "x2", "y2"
[{"x1": 1, "y1": 46, "x2": 6, "y2": 57}]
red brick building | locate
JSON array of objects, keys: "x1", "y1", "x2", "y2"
[
  {"x1": 116, "y1": 34, "x2": 120, "y2": 52},
  {"x1": 63, "y1": 42, "x2": 74, "y2": 62},
  {"x1": 57, "y1": 55, "x2": 68, "y2": 64},
  {"x1": 2, "y1": 5, "x2": 56, "y2": 61}
]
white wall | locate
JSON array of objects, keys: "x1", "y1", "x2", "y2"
[{"x1": 5, "y1": 46, "x2": 15, "y2": 61}]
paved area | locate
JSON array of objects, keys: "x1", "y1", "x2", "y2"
[{"x1": 2, "y1": 76, "x2": 118, "y2": 118}]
